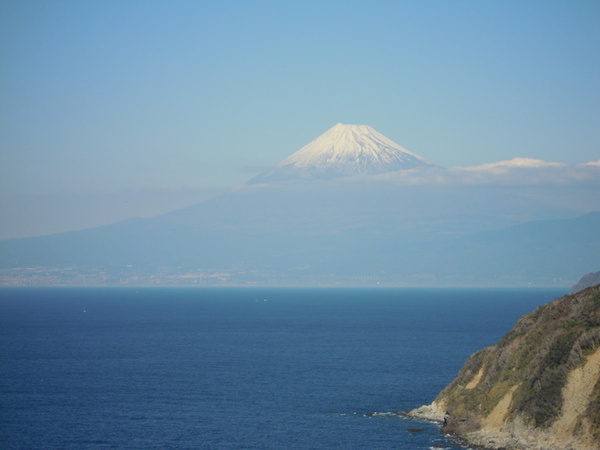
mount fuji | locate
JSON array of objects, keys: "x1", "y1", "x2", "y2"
[
  {"x1": 1, "y1": 123, "x2": 598, "y2": 287},
  {"x1": 250, "y1": 123, "x2": 433, "y2": 183}
]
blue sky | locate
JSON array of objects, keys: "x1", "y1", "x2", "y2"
[{"x1": 1, "y1": 0, "x2": 599, "y2": 238}]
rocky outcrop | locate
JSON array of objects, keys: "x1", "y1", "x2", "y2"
[{"x1": 409, "y1": 285, "x2": 600, "y2": 449}]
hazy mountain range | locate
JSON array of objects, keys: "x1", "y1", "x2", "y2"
[{"x1": 1, "y1": 124, "x2": 598, "y2": 286}]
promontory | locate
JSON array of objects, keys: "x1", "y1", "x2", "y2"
[{"x1": 409, "y1": 284, "x2": 600, "y2": 449}]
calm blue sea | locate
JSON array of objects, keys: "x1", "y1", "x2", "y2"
[{"x1": 0, "y1": 287, "x2": 565, "y2": 449}]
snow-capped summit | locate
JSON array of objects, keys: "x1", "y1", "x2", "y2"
[{"x1": 250, "y1": 123, "x2": 433, "y2": 183}]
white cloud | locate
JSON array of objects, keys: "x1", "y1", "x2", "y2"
[
  {"x1": 370, "y1": 158, "x2": 600, "y2": 186},
  {"x1": 460, "y1": 157, "x2": 566, "y2": 171}
]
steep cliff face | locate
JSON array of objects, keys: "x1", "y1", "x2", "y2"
[{"x1": 410, "y1": 285, "x2": 600, "y2": 449}]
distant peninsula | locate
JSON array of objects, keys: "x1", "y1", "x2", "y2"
[
  {"x1": 571, "y1": 271, "x2": 600, "y2": 294},
  {"x1": 409, "y1": 284, "x2": 600, "y2": 449}
]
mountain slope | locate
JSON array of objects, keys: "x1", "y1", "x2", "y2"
[
  {"x1": 0, "y1": 182, "x2": 597, "y2": 286},
  {"x1": 410, "y1": 285, "x2": 600, "y2": 449},
  {"x1": 405, "y1": 211, "x2": 600, "y2": 285},
  {"x1": 250, "y1": 123, "x2": 432, "y2": 183},
  {"x1": 1, "y1": 122, "x2": 597, "y2": 287}
]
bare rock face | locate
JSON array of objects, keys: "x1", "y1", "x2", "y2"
[{"x1": 410, "y1": 285, "x2": 600, "y2": 449}]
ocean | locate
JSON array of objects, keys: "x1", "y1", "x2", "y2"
[{"x1": 0, "y1": 287, "x2": 565, "y2": 449}]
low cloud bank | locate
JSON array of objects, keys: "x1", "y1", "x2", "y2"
[{"x1": 372, "y1": 158, "x2": 600, "y2": 186}]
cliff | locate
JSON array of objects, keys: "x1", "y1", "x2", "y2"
[{"x1": 410, "y1": 285, "x2": 600, "y2": 449}]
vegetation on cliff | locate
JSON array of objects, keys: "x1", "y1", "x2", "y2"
[{"x1": 429, "y1": 285, "x2": 600, "y2": 449}]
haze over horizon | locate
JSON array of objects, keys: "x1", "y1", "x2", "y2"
[
  {"x1": 2, "y1": 120, "x2": 598, "y2": 287},
  {"x1": 1, "y1": 1, "x2": 599, "y2": 239}
]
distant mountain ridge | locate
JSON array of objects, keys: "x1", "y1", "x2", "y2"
[
  {"x1": 1, "y1": 199, "x2": 598, "y2": 286},
  {"x1": 572, "y1": 271, "x2": 600, "y2": 294},
  {"x1": 250, "y1": 123, "x2": 433, "y2": 183},
  {"x1": 1, "y1": 122, "x2": 598, "y2": 287}
]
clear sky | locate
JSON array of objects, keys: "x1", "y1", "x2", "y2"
[{"x1": 1, "y1": 0, "x2": 599, "y2": 238}]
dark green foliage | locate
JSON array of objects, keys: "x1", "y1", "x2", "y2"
[
  {"x1": 545, "y1": 332, "x2": 577, "y2": 367},
  {"x1": 517, "y1": 365, "x2": 569, "y2": 427}
]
